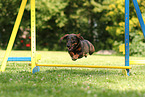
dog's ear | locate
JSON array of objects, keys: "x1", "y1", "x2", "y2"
[
  {"x1": 59, "y1": 34, "x2": 69, "y2": 42},
  {"x1": 76, "y1": 33, "x2": 84, "y2": 40}
]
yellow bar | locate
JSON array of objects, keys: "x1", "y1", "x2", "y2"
[
  {"x1": 31, "y1": 0, "x2": 36, "y2": 73},
  {"x1": 130, "y1": 60, "x2": 145, "y2": 65},
  {"x1": 0, "y1": 0, "x2": 27, "y2": 72},
  {"x1": 35, "y1": 64, "x2": 131, "y2": 69}
]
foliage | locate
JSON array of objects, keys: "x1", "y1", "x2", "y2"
[
  {"x1": 103, "y1": 0, "x2": 145, "y2": 55},
  {"x1": 129, "y1": 33, "x2": 145, "y2": 56},
  {"x1": 0, "y1": 0, "x2": 21, "y2": 49},
  {"x1": 0, "y1": 0, "x2": 145, "y2": 55}
]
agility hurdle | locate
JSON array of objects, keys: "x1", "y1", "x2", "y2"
[
  {"x1": 0, "y1": 0, "x2": 39, "y2": 72},
  {"x1": 1, "y1": 0, "x2": 145, "y2": 76}
]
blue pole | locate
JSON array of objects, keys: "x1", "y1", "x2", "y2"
[
  {"x1": 125, "y1": 0, "x2": 130, "y2": 76},
  {"x1": 132, "y1": 0, "x2": 145, "y2": 37}
]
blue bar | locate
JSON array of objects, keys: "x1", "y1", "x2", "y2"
[
  {"x1": 132, "y1": 0, "x2": 145, "y2": 37},
  {"x1": 7, "y1": 57, "x2": 31, "y2": 61},
  {"x1": 125, "y1": 0, "x2": 130, "y2": 76}
]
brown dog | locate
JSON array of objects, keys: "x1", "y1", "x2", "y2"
[{"x1": 60, "y1": 34, "x2": 95, "y2": 61}]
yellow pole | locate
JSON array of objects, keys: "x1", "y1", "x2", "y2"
[
  {"x1": 35, "y1": 64, "x2": 131, "y2": 69},
  {"x1": 130, "y1": 60, "x2": 145, "y2": 65},
  {"x1": 0, "y1": 0, "x2": 27, "y2": 72},
  {"x1": 31, "y1": 0, "x2": 36, "y2": 73}
]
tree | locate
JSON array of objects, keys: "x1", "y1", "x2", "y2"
[
  {"x1": 0, "y1": 0, "x2": 21, "y2": 49},
  {"x1": 1, "y1": 0, "x2": 145, "y2": 55}
]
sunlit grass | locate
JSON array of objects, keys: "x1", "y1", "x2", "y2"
[{"x1": 0, "y1": 50, "x2": 145, "y2": 97}]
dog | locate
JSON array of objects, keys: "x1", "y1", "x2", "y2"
[{"x1": 60, "y1": 33, "x2": 95, "y2": 61}]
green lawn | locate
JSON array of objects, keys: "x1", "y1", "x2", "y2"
[{"x1": 0, "y1": 50, "x2": 145, "y2": 97}]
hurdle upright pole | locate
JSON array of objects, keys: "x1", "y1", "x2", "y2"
[
  {"x1": 0, "y1": 0, "x2": 27, "y2": 72},
  {"x1": 132, "y1": 0, "x2": 145, "y2": 37},
  {"x1": 125, "y1": 0, "x2": 130, "y2": 76},
  {"x1": 31, "y1": 0, "x2": 37, "y2": 73}
]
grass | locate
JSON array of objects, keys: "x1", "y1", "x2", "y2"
[{"x1": 0, "y1": 50, "x2": 145, "y2": 97}]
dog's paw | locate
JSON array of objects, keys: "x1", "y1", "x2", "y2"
[
  {"x1": 72, "y1": 59, "x2": 77, "y2": 61},
  {"x1": 72, "y1": 55, "x2": 78, "y2": 61},
  {"x1": 84, "y1": 54, "x2": 87, "y2": 57}
]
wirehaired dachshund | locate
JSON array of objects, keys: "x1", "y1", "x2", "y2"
[{"x1": 60, "y1": 34, "x2": 95, "y2": 61}]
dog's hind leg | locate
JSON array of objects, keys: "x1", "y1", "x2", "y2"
[
  {"x1": 89, "y1": 44, "x2": 95, "y2": 55},
  {"x1": 89, "y1": 52, "x2": 94, "y2": 55},
  {"x1": 84, "y1": 53, "x2": 87, "y2": 57}
]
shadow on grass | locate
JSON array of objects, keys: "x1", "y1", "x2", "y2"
[{"x1": 4, "y1": 66, "x2": 124, "y2": 76}]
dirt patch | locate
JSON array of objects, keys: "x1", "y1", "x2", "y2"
[{"x1": 96, "y1": 50, "x2": 116, "y2": 55}]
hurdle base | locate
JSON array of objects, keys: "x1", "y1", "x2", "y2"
[
  {"x1": 122, "y1": 69, "x2": 130, "y2": 76},
  {"x1": 32, "y1": 66, "x2": 40, "y2": 73}
]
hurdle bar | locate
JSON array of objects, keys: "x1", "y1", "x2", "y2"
[
  {"x1": 33, "y1": 64, "x2": 131, "y2": 69},
  {"x1": 7, "y1": 54, "x2": 41, "y2": 62},
  {"x1": 7, "y1": 57, "x2": 31, "y2": 61},
  {"x1": 130, "y1": 60, "x2": 145, "y2": 65},
  {"x1": 31, "y1": 64, "x2": 131, "y2": 75}
]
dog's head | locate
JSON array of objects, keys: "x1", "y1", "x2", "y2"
[{"x1": 60, "y1": 33, "x2": 84, "y2": 51}]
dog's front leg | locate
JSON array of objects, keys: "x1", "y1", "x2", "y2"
[
  {"x1": 69, "y1": 52, "x2": 76, "y2": 61},
  {"x1": 68, "y1": 51, "x2": 80, "y2": 61},
  {"x1": 72, "y1": 52, "x2": 83, "y2": 61},
  {"x1": 72, "y1": 54, "x2": 79, "y2": 61}
]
